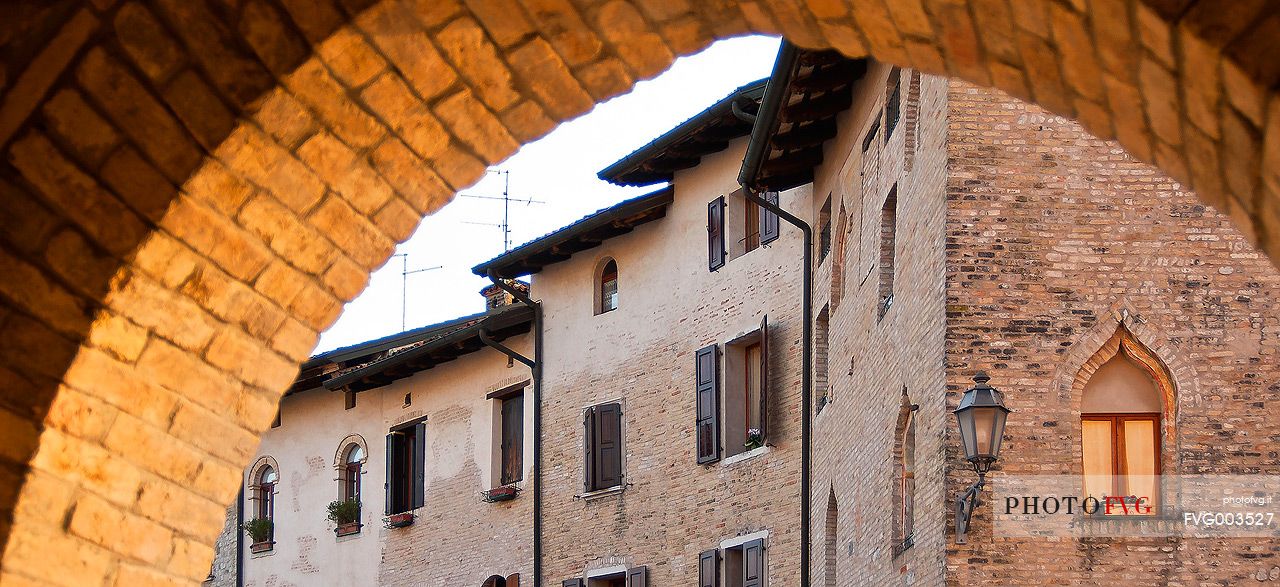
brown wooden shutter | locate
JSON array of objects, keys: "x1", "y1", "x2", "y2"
[
  {"x1": 699, "y1": 549, "x2": 720, "y2": 587},
  {"x1": 695, "y1": 344, "x2": 721, "y2": 464},
  {"x1": 562, "y1": 580, "x2": 583, "y2": 587},
  {"x1": 583, "y1": 406, "x2": 596, "y2": 491},
  {"x1": 626, "y1": 566, "x2": 648, "y2": 587},
  {"x1": 758, "y1": 315, "x2": 769, "y2": 442},
  {"x1": 411, "y1": 422, "x2": 426, "y2": 509},
  {"x1": 760, "y1": 191, "x2": 780, "y2": 244},
  {"x1": 596, "y1": 403, "x2": 623, "y2": 489},
  {"x1": 708, "y1": 197, "x2": 726, "y2": 271},
  {"x1": 742, "y1": 539, "x2": 765, "y2": 587},
  {"x1": 505, "y1": 574, "x2": 519, "y2": 587}
]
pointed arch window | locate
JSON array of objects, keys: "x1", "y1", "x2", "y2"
[
  {"x1": 596, "y1": 259, "x2": 618, "y2": 315},
  {"x1": 1080, "y1": 334, "x2": 1167, "y2": 515},
  {"x1": 892, "y1": 393, "x2": 916, "y2": 553}
]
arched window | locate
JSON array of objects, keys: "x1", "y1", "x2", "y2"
[
  {"x1": 342, "y1": 444, "x2": 364, "y2": 502},
  {"x1": 596, "y1": 259, "x2": 618, "y2": 315},
  {"x1": 900, "y1": 410, "x2": 915, "y2": 542},
  {"x1": 892, "y1": 392, "x2": 916, "y2": 552},
  {"x1": 824, "y1": 489, "x2": 838, "y2": 587},
  {"x1": 254, "y1": 465, "x2": 277, "y2": 532},
  {"x1": 1081, "y1": 348, "x2": 1163, "y2": 513}
]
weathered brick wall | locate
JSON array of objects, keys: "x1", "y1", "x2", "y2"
[
  {"x1": 534, "y1": 140, "x2": 808, "y2": 585},
  {"x1": 943, "y1": 80, "x2": 1280, "y2": 585},
  {"x1": 3, "y1": 1, "x2": 1280, "y2": 585},
  {"x1": 809, "y1": 64, "x2": 951, "y2": 586}
]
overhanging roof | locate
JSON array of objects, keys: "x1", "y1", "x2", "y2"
[
  {"x1": 472, "y1": 186, "x2": 673, "y2": 279},
  {"x1": 598, "y1": 79, "x2": 767, "y2": 186},
  {"x1": 323, "y1": 304, "x2": 534, "y2": 393},
  {"x1": 290, "y1": 312, "x2": 487, "y2": 394},
  {"x1": 740, "y1": 43, "x2": 867, "y2": 192}
]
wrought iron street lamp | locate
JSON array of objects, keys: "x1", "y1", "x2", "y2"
[{"x1": 954, "y1": 371, "x2": 1011, "y2": 544}]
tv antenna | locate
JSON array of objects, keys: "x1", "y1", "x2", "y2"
[
  {"x1": 459, "y1": 169, "x2": 545, "y2": 251},
  {"x1": 390, "y1": 253, "x2": 442, "y2": 331}
]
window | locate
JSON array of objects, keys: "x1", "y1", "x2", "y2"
[
  {"x1": 385, "y1": 421, "x2": 426, "y2": 515},
  {"x1": 596, "y1": 259, "x2": 618, "y2": 314},
  {"x1": 708, "y1": 197, "x2": 726, "y2": 271},
  {"x1": 341, "y1": 443, "x2": 364, "y2": 502},
  {"x1": 564, "y1": 568, "x2": 646, "y2": 587},
  {"x1": 815, "y1": 306, "x2": 830, "y2": 413},
  {"x1": 584, "y1": 402, "x2": 623, "y2": 492},
  {"x1": 824, "y1": 490, "x2": 838, "y2": 587},
  {"x1": 896, "y1": 405, "x2": 916, "y2": 550},
  {"x1": 903, "y1": 71, "x2": 922, "y2": 171},
  {"x1": 712, "y1": 539, "x2": 765, "y2": 587},
  {"x1": 885, "y1": 67, "x2": 902, "y2": 141},
  {"x1": 695, "y1": 317, "x2": 770, "y2": 463},
  {"x1": 1081, "y1": 349, "x2": 1163, "y2": 514},
  {"x1": 500, "y1": 394, "x2": 524, "y2": 485},
  {"x1": 255, "y1": 465, "x2": 277, "y2": 527},
  {"x1": 483, "y1": 574, "x2": 521, "y2": 587},
  {"x1": 817, "y1": 195, "x2": 832, "y2": 262},
  {"x1": 878, "y1": 187, "x2": 897, "y2": 319}
]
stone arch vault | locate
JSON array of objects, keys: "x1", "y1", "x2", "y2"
[{"x1": 0, "y1": 0, "x2": 1278, "y2": 584}]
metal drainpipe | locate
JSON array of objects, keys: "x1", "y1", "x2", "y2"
[
  {"x1": 485, "y1": 273, "x2": 544, "y2": 587},
  {"x1": 236, "y1": 486, "x2": 244, "y2": 587},
  {"x1": 743, "y1": 187, "x2": 813, "y2": 585}
]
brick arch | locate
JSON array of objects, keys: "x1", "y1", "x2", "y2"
[{"x1": 1, "y1": 1, "x2": 1279, "y2": 584}]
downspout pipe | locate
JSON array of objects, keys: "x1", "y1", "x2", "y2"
[
  {"x1": 743, "y1": 187, "x2": 812, "y2": 585},
  {"x1": 236, "y1": 487, "x2": 244, "y2": 587},
  {"x1": 485, "y1": 272, "x2": 544, "y2": 587}
]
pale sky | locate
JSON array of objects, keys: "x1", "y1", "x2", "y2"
[{"x1": 317, "y1": 36, "x2": 783, "y2": 354}]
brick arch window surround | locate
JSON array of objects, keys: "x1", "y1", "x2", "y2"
[
  {"x1": 248, "y1": 456, "x2": 280, "y2": 542},
  {"x1": 1, "y1": 1, "x2": 1279, "y2": 583},
  {"x1": 1078, "y1": 328, "x2": 1174, "y2": 514},
  {"x1": 337, "y1": 439, "x2": 368, "y2": 503}
]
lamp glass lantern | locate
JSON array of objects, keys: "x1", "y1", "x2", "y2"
[{"x1": 953, "y1": 371, "x2": 1010, "y2": 475}]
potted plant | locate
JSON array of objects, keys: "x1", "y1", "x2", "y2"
[
  {"x1": 326, "y1": 499, "x2": 362, "y2": 536},
  {"x1": 385, "y1": 512, "x2": 415, "y2": 528},
  {"x1": 744, "y1": 428, "x2": 764, "y2": 451},
  {"x1": 243, "y1": 518, "x2": 273, "y2": 552},
  {"x1": 483, "y1": 485, "x2": 520, "y2": 502}
]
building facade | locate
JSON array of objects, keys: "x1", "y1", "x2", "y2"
[{"x1": 214, "y1": 44, "x2": 1280, "y2": 587}]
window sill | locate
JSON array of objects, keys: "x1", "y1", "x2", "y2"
[
  {"x1": 577, "y1": 485, "x2": 625, "y2": 502},
  {"x1": 722, "y1": 445, "x2": 770, "y2": 466}
]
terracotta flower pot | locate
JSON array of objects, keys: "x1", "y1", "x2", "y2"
[
  {"x1": 250, "y1": 541, "x2": 274, "y2": 554},
  {"x1": 485, "y1": 486, "x2": 519, "y2": 502},
  {"x1": 386, "y1": 512, "x2": 414, "y2": 528},
  {"x1": 335, "y1": 521, "x2": 361, "y2": 536}
]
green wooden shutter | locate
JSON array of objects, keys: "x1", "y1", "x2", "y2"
[
  {"x1": 758, "y1": 315, "x2": 769, "y2": 443},
  {"x1": 384, "y1": 433, "x2": 395, "y2": 515},
  {"x1": 742, "y1": 539, "x2": 765, "y2": 587},
  {"x1": 411, "y1": 422, "x2": 426, "y2": 509},
  {"x1": 760, "y1": 191, "x2": 780, "y2": 244},
  {"x1": 708, "y1": 197, "x2": 726, "y2": 271},
  {"x1": 596, "y1": 403, "x2": 623, "y2": 488},
  {"x1": 562, "y1": 579, "x2": 584, "y2": 587},
  {"x1": 699, "y1": 549, "x2": 720, "y2": 587},
  {"x1": 583, "y1": 406, "x2": 596, "y2": 491},
  {"x1": 695, "y1": 344, "x2": 721, "y2": 464},
  {"x1": 626, "y1": 566, "x2": 647, "y2": 587}
]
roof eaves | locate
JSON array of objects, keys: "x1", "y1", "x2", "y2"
[
  {"x1": 598, "y1": 78, "x2": 768, "y2": 186},
  {"x1": 471, "y1": 186, "x2": 674, "y2": 279}
]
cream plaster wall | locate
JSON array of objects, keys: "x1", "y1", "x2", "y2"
[{"x1": 241, "y1": 335, "x2": 534, "y2": 587}]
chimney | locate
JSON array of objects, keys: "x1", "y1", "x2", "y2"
[{"x1": 480, "y1": 279, "x2": 530, "y2": 310}]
